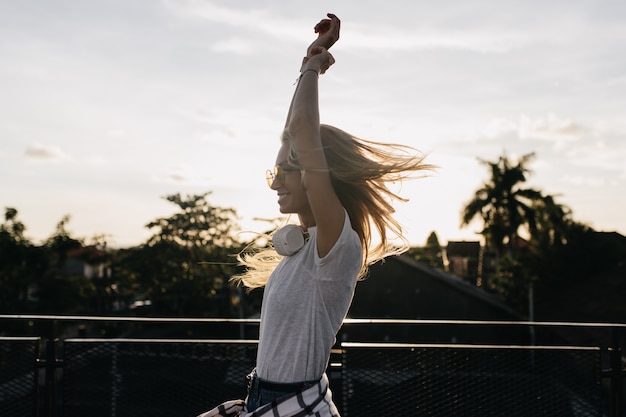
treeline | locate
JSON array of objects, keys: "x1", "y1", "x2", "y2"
[{"x1": 0, "y1": 193, "x2": 264, "y2": 318}]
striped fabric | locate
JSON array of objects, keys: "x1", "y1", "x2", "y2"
[{"x1": 197, "y1": 373, "x2": 340, "y2": 417}]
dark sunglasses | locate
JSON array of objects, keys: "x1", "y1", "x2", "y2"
[{"x1": 266, "y1": 165, "x2": 299, "y2": 188}]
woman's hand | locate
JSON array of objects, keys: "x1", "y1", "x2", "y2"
[
  {"x1": 303, "y1": 46, "x2": 335, "y2": 75},
  {"x1": 311, "y1": 13, "x2": 340, "y2": 53},
  {"x1": 301, "y1": 13, "x2": 340, "y2": 72}
]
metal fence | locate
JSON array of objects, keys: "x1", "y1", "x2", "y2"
[{"x1": 0, "y1": 315, "x2": 624, "y2": 417}]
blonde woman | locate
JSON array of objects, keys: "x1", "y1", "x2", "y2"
[{"x1": 200, "y1": 13, "x2": 432, "y2": 417}]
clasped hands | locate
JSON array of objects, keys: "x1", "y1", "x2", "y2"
[{"x1": 300, "y1": 13, "x2": 340, "y2": 75}]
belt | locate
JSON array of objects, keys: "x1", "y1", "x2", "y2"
[
  {"x1": 247, "y1": 370, "x2": 318, "y2": 394},
  {"x1": 256, "y1": 378, "x2": 315, "y2": 393}
]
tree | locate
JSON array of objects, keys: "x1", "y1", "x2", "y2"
[
  {"x1": 461, "y1": 152, "x2": 544, "y2": 259},
  {"x1": 0, "y1": 208, "x2": 48, "y2": 313},
  {"x1": 146, "y1": 192, "x2": 239, "y2": 248},
  {"x1": 45, "y1": 215, "x2": 83, "y2": 267},
  {"x1": 3, "y1": 207, "x2": 26, "y2": 241},
  {"x1": 407, "y1": 231, "x2": 444, "y2": 269},
  {"x1": 529, "y1": 194, "x2": 573, "y2": 248},
  {"x1": 114, "y1": 192, "x2": 243, "y2": 316},
  {"x1": 34, "y1": 215, "x2": 97, "y2": 314},
  {"x1": 460, "y1": 152, "x2": 579, "y2": 314}
]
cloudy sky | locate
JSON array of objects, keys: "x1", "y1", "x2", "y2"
[{"x1": 1, "y1": 0, "x2": 625, "y2": 248}]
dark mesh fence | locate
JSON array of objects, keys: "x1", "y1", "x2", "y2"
[
  {"x1": 0, "y1": 337, "x2": 39, "y2": 417},
  {"x1": 340, "y1": 343, "x2": 603, "y2": 417},
  {"x1": 62, "y1": 339, "x2": 257, "y2": 417},
  {"x1": 1, "y1": 318, "x2": 623, "y2": 417},
  {"x1": 61, "y1": 340, "x2": 605, "y2": 417}
]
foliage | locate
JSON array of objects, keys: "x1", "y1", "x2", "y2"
[
  {"x1": 407, "y1": 231, "x2": 444, "y2": 269},
  {"x1": 0, "y1": 208, "x2": 49, "y2": 313},
  {"x1": 461, "y1": 152, "x2": 544, "y2": 258},
  {"x1": 1, "y1": 193, "x2": 248, "y2": 317},
  {"x1": 531, "y1": 226, "x2": 626, "y2": 286},
  {"x1": 145, "y1": 192, "x2": 239, "y2": 248},
  {"x1": 112, "y1": 192, "x2": 244, "y2": 316},
  {"x1": 459, "y1": 152, "x2": 601, "y2": 315},
  {"x1": 45, "y1": 215, "x2": 83, "y2": 267}
]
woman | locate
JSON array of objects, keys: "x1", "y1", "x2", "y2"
[{"x1": 200, "y1": 13, "x2": 432, "y2": 417}]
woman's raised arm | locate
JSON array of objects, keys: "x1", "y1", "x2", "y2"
[
  {"x1": 285, "y1": 15, "x2": 345, "y2": 258},
  {"x1": 284, "y1": 14, "x2": 340, "y2": 129}
]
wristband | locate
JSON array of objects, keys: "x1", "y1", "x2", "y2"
[{"x1": 294, "y1": 68, "x2": 320, "y2": 85}]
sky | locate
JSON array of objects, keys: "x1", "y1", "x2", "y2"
[{"x1": 1, "y1": 0, "x2": 625, "y2": 248}]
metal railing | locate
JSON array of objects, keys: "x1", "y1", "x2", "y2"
[{"x1": 0, "y1": 315, "x2": 624, "y2": 417}]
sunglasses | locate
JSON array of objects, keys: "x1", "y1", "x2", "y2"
[{"x1": 266, "y1": 165, "x2": 299, "y2": 188}]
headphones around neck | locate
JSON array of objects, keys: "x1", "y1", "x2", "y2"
[{"x1": 272, "y1": 224, "x2": 309, "y2": 256}]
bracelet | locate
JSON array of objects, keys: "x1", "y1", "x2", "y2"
[{"x1": 294, "y1": 68, "x2": 319, "y2": 85}]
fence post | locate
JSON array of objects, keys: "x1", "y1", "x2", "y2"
[
  {"x1": 33, "y1": 335, "x2": 41, "y2": 417},
  {"x1": 44, "y1": 320, "x2": 57, "y2": 417},
  {"x1": 608, "y1": 327, "x2": 624, "y2": 417}
]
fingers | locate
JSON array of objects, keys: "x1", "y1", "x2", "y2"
[
  {"x1": 327, "y1": 13, "x2": 340, "y2": 33},
  {"x1": 326, "y1": 13, "x2": 340, "y2": 26},
  {"x1": 305, "y1": 13, "x2": 340, "y2": 71},
  {"x1": 314, "y1": 13, "x2": 340, "y2": 34},
  {"x1": 314, "y1": 20, "x2": 330, "y2": 34}
]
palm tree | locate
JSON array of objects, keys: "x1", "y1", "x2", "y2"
[
  {"x1": 530, "y1": 194, "x2": 573, "y2": 248},
  {"x1": 461, "y1": 152, "x2": 544, "y2": 259}
]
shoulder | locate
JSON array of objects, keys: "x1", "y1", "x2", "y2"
[{"x1": 316, "y1": 210, "x2": 362, "y2": 266}]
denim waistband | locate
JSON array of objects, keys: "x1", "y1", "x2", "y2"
[{"x1": 247, "y1": 369, "x2": 319, "y2": 394}]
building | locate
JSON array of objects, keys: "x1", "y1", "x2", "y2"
[
  {"x1": 345, "y1": 254, "x2": 525, "y2": 344},
  {"x1": 444, "y1": 241, "x2": 482, "y2": 285}
]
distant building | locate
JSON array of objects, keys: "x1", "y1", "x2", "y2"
[
  {"x1": 443, "y1": 238, "x2": 530, "y2": 287},
  {"x1": 63, "y1": 246, "x2": 110, "y2": 279},
  {"x1": 345, "y1": 254, "x2": 525, "y2": 344},
  {"x1": 444, "y1": 241, "x2": 482, "y2": 285}
]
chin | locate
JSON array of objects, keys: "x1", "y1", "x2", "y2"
[{"x1": 277, "y1": 205, "x2": 291, "y2": 214}]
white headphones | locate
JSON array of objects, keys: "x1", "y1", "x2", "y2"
[{"x1": 272, "y1": 224, "x2": 309, "y2": 256}]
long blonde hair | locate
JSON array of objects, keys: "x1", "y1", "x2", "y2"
[{"x1": 232, "y1": 124, "x2": 434, "y2": 289}]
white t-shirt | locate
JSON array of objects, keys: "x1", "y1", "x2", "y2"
[{"x1": 255, "y1": 211, "x2": 362, "y2": 383}]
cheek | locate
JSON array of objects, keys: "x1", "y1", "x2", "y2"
[
  {"x1": 288, "y1": 179, "x2": 309, "y2": 205},
  {"x1": 286, "y1": 172, "x2": 303, "y2": 189}
]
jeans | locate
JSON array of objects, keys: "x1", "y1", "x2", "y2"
[{"x1": 246, "y1": 386, "x2": 295, "y2": 410}]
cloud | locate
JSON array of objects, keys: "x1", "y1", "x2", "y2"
[
  {"x1": 469, "y1": 113, "x2": 583, "y2": 142},
  {"x1": 163, "y1": 0, "x2": 534, "y2": 54},
  {"x1": 212, "y1": 37, "x2": 256, "y2": 55},
  {"x1": 24, "y1": 143, "x2": 71, "y2": 161},
  {"x1": 560, "y1": 175, "x2": 614, "y2": 188},
  {"x1": 473, "y1": 118, "x2": 518, "y2": 140},
  {"x1": 518, "y1": 114, "x2": 583, "y2": 141},
  {"x1": 562, "y1": 138, "x2": 626, "y2": 178},
  {"x1": 163, "y1": 0, "x2": 311, "y2": 42},
  {"x1": 168, "y1": 171, "x2": 188, "y2": 182},
  {"x1": 344, "y1": 25, "x2": 536, "y2": 53},
  {"x1": 151, "y1": 165, "x2": 212, "y2": 186},
  {"x1": 3, "y1": 64, "x2": 49, "y2": 81}
]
